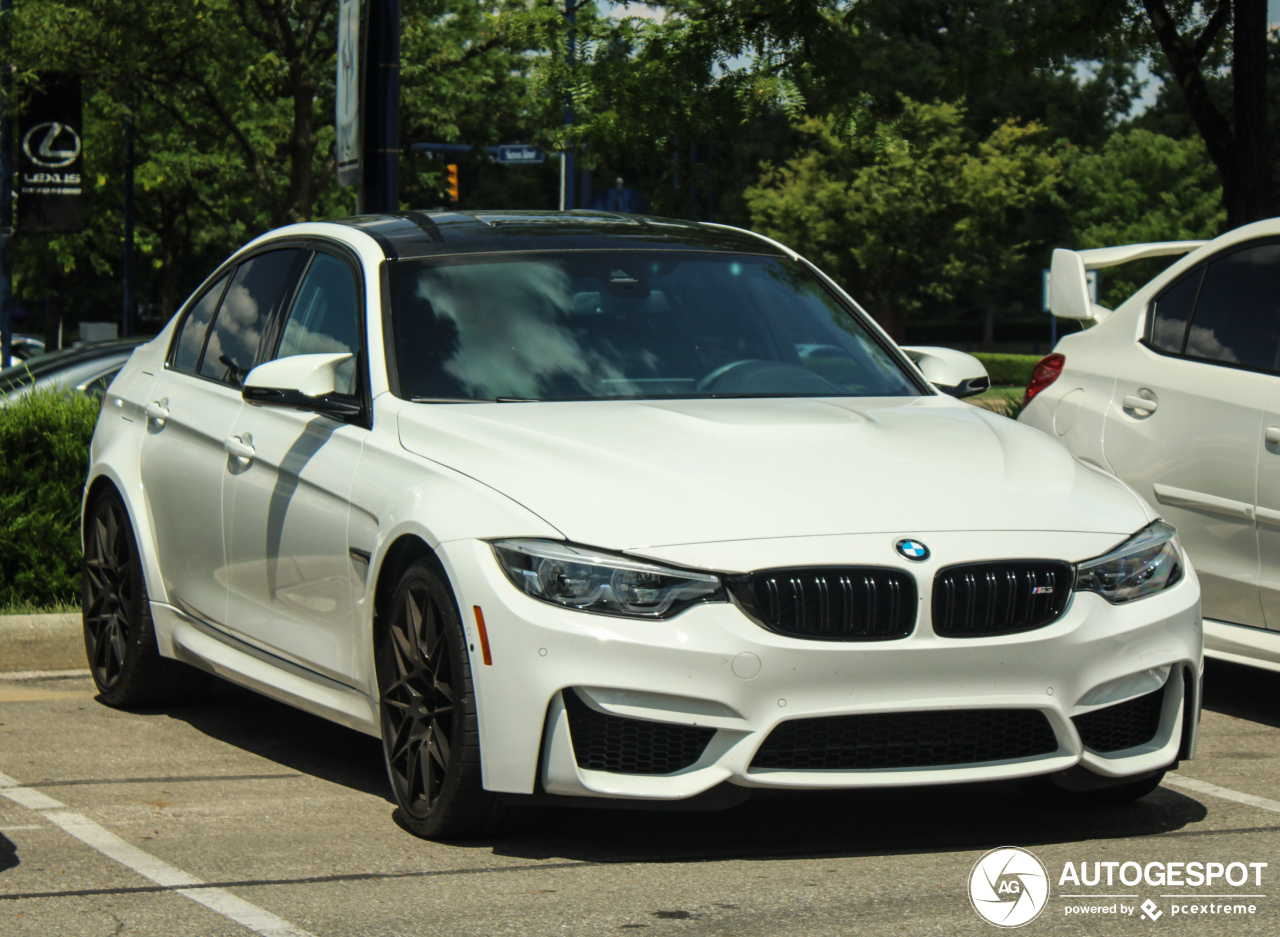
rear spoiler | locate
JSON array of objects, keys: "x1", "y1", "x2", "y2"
[{"x1": 1048, "y1": 240, "x2": 1206, "y2": 321}]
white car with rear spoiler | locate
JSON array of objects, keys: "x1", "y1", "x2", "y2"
[{"x1": 1022, "y1": 220, "x2": 1280, "y2": 675}]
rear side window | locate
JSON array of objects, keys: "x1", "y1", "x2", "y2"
[
  {"x1": 172, "y1": 274, "x2": 229, "y2": 371},
  {"x1": 1184, "y1": 243, "x2": 1280, "y2": 370},
  {"x1": 199, "y1": 249, "x2": 305, "y2": 386},
  {"x1": 1147, "y1": 266, "x2": 1202, "y2": 354}
]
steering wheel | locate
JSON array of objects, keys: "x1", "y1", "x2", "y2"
[{"x1": 696, "y1": 359, "x2": 846, "y2": 394}]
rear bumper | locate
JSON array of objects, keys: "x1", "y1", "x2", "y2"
[{"x1": 439, "y1": 533, "x2": 1203, "y2": 800}]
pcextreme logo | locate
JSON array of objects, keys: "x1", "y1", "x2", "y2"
[{"x1": 969, "y1": 847, "x2": 1050, "y2": 928}]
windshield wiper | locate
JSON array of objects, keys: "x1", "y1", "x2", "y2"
[
  {"x1": 495, "y1": 396, "x2": 541, "y2": 403},
  {"x1": 410, "y1": 396, "x2": 484, "y2": 404}
]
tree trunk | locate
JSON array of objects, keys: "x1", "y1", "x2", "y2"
[
  {"x1": 1143, "y1": 0, "x2": 1275, "y2": 230},
  {"x1": 286, "y1": 67, "x2": 318, "y2": 224},
  {"x1": 877, "y1": 301, "x2": 905, "y2": 343},
  {"x1": 1228, "y1": 0, "x2": 1275, "y2": 226}
]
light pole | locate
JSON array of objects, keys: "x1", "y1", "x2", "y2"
[
  {"x1": 0, "y1": 0, "x2": 12, "y2": 367},
  {"x1": 361, "y1": 0, "x2": 401, "y2": 214},
  {"x1": 122, "y1": 102, "x2": 134, "y2": 336},
  {"x1": 560, "y1": 0, "x2": 575, "y2": 211}
]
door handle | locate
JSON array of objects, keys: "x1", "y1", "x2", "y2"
[
  {"x1": 1122, "y1": 394, "x2": 1158, "y2": 414},
  {"x1": 223, "y1": 433, "x2": 256, "y2": 462},
  {"x1": 144, "y1": 398, "x2": 169, "y2": 425},
  {"x1": 1267, "y1": 427, "x2": 1280, "y2": 445}
]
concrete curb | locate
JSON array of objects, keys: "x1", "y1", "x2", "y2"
[{"x1": 0, "y1": 612, "x2": 84, "y2": 672}]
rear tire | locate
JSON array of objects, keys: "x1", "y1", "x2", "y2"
[
  {"x1": 82, "y1": 491, "x2": 211, "y2": 707},
  {"x1": 376, "y1": 558, "x2": 504, "y2": 839}
]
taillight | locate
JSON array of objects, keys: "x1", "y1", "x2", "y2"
[{"x1": 1022, "y1": 354, "x2": 1065, "y2": 408}]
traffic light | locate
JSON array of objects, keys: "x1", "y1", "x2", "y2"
[{"x1": 446, "y1": 163, "x2": 459, "y2": 203}]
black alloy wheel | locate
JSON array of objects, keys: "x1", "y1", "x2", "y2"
[
  {"x1": 377, "y1": 559, "x2": 502, "y2": 838},
  {"x1": 82, "y1": 490, "x2": 210, "y2": 707},
  {"x1": 83, "y1": 495, "x2": 136, "y2": 690}
]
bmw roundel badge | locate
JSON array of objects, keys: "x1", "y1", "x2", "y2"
[{"x1": 895, "y1": 538, "x2": 930, "y2": 561}]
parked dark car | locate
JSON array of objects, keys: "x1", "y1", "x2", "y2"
[{"x1": 0, "y1": 338, "x2": 147, "y2": 403}]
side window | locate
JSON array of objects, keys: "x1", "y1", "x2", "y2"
[
  {"x1": 200, "y1": 249, "x2": 305, "y2": 386},
  {"x1": 172, "y1": 274, "x2": 229, "y2": 371},
  {"x1": 1184, "y1": 242, "x2": 1280, "y2": 371},
  {"x1": 275, "y1": 252, "x2": 361, "y2": 395},
  {"x1": 1147, "y1": 265, "x2": 1203, "y2": 354}
]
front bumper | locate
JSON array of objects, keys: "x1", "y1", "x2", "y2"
[{"x1": 439, "y1": 530, "x2": 1203, "y2": 800}]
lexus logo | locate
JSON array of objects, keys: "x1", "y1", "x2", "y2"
[{"x1": 22, "y1": 122, "x2": 81, "y2": 168}]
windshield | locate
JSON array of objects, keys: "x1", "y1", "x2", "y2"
[{"x1": 389, "y1": 251, "x2": 921, "y2": 401}]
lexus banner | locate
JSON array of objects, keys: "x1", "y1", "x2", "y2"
[{"x1": 18, "y1": 72, "x2": 84, "y2": 233}]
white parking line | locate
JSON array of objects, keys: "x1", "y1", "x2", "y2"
[
  {"x1": 0, "y1": 770, "x2": 316, "y2": 937},
  {"x1": 0, "y1": 668, "x2": 91, "y2": 681},
  {"x1": 1165, "y1": 773, "x2": 1280, "y2": 815}
]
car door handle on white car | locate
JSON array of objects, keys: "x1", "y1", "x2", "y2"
[
  {"x1": 1266, "y1": 427, "x2": 1280, "y2": 446},
  {"x1": 223, "y1": 433, "x2": 256, "y2": 463},
  {"x1": 1122, "y1": 394, "x2": 1158, "y2": 414},
  {"x1": 144, "y1": 398, "x2": 169, "y2": 426}
]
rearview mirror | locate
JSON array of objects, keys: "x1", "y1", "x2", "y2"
[
  {"x1": 901, "y1": 346, "x2": 990, "y2": 399},
  {"x1": 242, "y1": 353, "x2": 360, "y2": 418}
]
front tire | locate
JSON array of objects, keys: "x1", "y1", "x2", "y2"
[
  {"x1": 376, "y1": 559, "x2": 502, "y2": 839},
  {"x1": 82, "y1": 491, "x2": 210, "y2": 707}
]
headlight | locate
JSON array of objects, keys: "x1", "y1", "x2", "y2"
[
  {"x1": 491, "y1": 539, "x2": 725, "y2": 619},
  {"x1": 1075, "y1": 520, "x2": 1184, "y2": 604}
]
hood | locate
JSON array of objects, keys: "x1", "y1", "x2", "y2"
[{"x1": 397, "y1": 396, "x2": 1151, "y2": 550}]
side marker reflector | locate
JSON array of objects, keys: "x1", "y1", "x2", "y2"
[{"x1": 472, "y1": 606, "x2": 493, "y2": 665}]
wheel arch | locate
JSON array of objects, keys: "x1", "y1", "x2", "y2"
[
  {"x1": 83, "y1": 462, "x2": 169, "y2": 611},
  {"x1": 371, "y1": 534, "x2": 459, "y2": 639}
]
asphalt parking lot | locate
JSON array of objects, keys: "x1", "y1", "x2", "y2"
[{"x1": 4, "y1": 627, "x2": 1280, "y2": 935}]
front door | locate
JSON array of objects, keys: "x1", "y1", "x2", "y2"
[{"x1": 223, "y1": 249, "x2": 368, "y2": 686}]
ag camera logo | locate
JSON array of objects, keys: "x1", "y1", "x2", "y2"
[{"x1": 969, "y1": 846, "x2": 1050, "y2": 928}]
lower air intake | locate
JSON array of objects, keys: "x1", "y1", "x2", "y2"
[
  {"x1": 750, "y1": 708, "x2": 1059, "y2": 770},
  {"x1": 1072, "y1": 683, "x2": 1166, "y2": 753},
  {"x1": 562, "y1": 688, "x2": 715, "y2": 775}
]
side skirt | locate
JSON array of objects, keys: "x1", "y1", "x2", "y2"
[
  {"x1": 151, "y1": 601, "x2": 380, "y2": 737},
  {"x1": 1204, "y1": 617, "x2": 1280, "y2": 675}
]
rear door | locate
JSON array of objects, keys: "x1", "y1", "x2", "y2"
[
  {"x1": 1104, "y1": 242, "x2": 1280, "y2": 628},
  {"x1": 139, "y1": 248, "x2": 307, "y2": 626}
]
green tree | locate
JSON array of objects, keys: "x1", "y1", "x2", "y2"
[
  {"x1": 745, "y1": 99, "x2": 1061, "y2": 342},
  {"x1": 1062, "y1": 127, "x2": 1224, "y2": 306}
]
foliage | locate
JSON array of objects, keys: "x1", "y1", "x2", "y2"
[
  {"x1": 745, "y1": 99, "x2": 1061, "y2": 339},
  {"x1": 522, "y1": 0, "x2": 850, "y2": 216},
  {"x1": 971, "y1": 352, "x2": 1040, "y2": 387},
  {"x1": 1061, "y1": 127, "x2": 1224, "y2": 306},
  {"x1": 7, "y1": 0, "x2": 537, "y2": 326},
  {"x1": 0, "y1": 390, "x2": 99, "y2": 607}
]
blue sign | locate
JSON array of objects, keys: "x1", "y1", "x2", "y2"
[{"x1": 496, "y1": 145, "x2": 545, "y2": 165}]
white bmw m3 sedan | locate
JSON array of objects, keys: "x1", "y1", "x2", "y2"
[{"x1": 82, "y1": 211, "x2": 1202, "y2": 838}]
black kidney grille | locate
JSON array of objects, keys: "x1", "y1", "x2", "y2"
[
  {"x1": 932, "y1": 561, "x2": 1074, "y2": 637},
  {"x1": 1073, "y1": 684, "x2": 1166, "y2": 753},
  {"x1": 750, "y1": 708, "x2": 1059, "y2": 770},
  {"x1": 728, "y1": 567, "x2": 917, "y2": 640},
  {"x1": 562, "y1": 688, "x2": 715, "y2": 775}
]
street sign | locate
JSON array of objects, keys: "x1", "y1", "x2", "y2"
[{"x1": 496, "y1": 144, "x2": 545, "y2": 165}]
